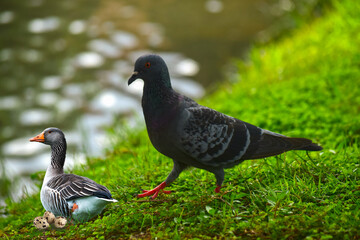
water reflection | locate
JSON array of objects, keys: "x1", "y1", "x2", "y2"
[
  {"x1": 75, "y1": 52, "x2": 105, "y2": 68},
  {"x1": 0, "y1": 0, "x2": 323, "y2": 206},
  {"x1": 0, "y1": 11, "x2": 14, "y2": 24},
  {"x1": 28, "y1": 17, "x2": 61, "y2": 33}
]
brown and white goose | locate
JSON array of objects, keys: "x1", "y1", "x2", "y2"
[{"x1": 30, "y1": 127, "x2": 117, "y2": 223}]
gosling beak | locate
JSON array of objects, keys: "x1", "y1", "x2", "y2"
[
  {"x1": 128, "y1": 71, "x2": 139, "y2": 85},
  {"x1": 29, "y1": 132, "x2": 45, "y2": 142}
]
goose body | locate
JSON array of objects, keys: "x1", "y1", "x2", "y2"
[{"x1": 30, "y1": 127, "x2": 117, "y2": 223}]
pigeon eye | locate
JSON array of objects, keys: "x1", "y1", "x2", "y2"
[{"x1": 145, "y1": 62, "x2": 151, "y2": 68}]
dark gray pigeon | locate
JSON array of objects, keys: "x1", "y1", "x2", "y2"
[{"x1": 128, "y1": 54, "x2": 322, "y2": 199}]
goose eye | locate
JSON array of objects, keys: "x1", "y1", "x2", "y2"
[
  {"x1": 48, "y1": 131, "x2": 52, "y2": 134},
  {"x1": 145, "y1": 62, "x2": 151, "y2": 68}
]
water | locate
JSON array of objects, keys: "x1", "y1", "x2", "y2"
[{"x1": 0, "y1": 0, "x2": 320, "y2": 206}]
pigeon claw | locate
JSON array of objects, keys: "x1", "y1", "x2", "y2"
[
  {"x1": 215, "y1": 185, "x2": 222, "y2": 193},
  {"x1": 137, "y1": 181, "x2": 169, "y2": 199}
]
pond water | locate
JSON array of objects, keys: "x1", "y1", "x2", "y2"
[{"x1": 0, "y1": 0, "x2": 320, "y2": 205}]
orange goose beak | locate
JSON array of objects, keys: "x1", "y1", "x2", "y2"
[{"x1": 29, "y1": 132, "x2": 45, "y2": 142}]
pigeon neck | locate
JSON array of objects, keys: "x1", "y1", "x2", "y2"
[
  {"x1": 142, "y1": 72, "x2": 174, "y2": 108},
  {"x1": 142, "y1": 78, "x2": 181, "y2": 131},
  {"x1": 49, "y1": 138, "x2": 66, "y2": 171}
]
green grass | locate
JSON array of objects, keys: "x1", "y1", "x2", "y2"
[{"x1": 1, "y1": 0, "x2": 360, "y2": 239}]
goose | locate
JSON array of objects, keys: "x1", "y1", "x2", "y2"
[{"x1": 30, "y1": 127, "x2": 117, "y2": 223}]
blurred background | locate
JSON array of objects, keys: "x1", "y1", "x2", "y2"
[{"x1": 0, "y1": 0, "x2": 326, "y2": 206}]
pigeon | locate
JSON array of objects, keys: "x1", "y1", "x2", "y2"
[{"x1": 128, "y1": 54, "x2": 322, "y2": 199}]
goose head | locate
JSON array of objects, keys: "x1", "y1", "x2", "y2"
[{"x1": 30, "y1": 127, "x2": 65, "y2": 146}]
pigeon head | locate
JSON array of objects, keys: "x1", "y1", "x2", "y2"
[
  {"x1": 30, "y1": 127, "x2": 65, "y2": 146},
  {"x1": 128, "y1": 54, "x2": 172, "y2": 89}
]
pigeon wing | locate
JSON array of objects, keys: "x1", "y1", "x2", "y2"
[{"x1": 175, "y1": 107, "x2": 261, "y2": 168}]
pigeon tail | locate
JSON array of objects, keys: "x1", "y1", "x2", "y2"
[
  {"x1": 294, "y1": 142, "x2": 323, "y2": 151},
  {"x1": 247, "y1": 130, "x2": 322, "y2": 159}
]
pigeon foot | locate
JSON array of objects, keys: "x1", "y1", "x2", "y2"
[
  {"x1": 215, "y1": 185, "x2": 222, "y2": 193},
  {"x1": 137, "y1": 181, "x2": 171, "y2": 199}
]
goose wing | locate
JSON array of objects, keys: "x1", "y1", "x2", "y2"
[
  {"x1": 47, "y1": 174, "x2": 113, "y2": 201},
  {"x1": 42, "y1": 185, "x2": 72, "y2": 217}
]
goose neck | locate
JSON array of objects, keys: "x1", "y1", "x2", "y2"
[{"x1": 50, "y1": 140, "x2": 66, "y2": 170}]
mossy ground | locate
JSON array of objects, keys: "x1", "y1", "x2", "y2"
[{"x1": 1, "y1": 0, "x2": 360, "y2": 239}]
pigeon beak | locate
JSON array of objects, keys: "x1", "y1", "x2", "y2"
[
  {"x1": 29, "y1": 132, "x2": 45, "y2": 142},
  {"x1": 128, "y1": 71, "x2": 139, "y2": 85}
]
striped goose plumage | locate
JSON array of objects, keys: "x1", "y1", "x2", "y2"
[{"x1": 30, "y1": 127, "x2": 117, "y2": 223}]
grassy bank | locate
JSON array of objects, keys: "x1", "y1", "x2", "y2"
[{"x1": 1, "y1": 0, "x2": 360, "y2": 239}]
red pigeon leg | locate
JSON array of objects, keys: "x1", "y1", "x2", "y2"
[
  {"x1": 137, "y1": 181, "x2": 170, "y2": 199},
  {"x1": 215, "y1": 185, "x2": 222, "y2": 193}
]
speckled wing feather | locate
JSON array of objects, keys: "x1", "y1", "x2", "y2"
[
  {"x1": 47, "y1": 174, "x2": 113, "y2": 201},
  {"x1": 174, "y1": 105, "x2": 321, "y2": 168},
  {"x1": 176, "y1": 106, "x2": 261, "y2": 168}
]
